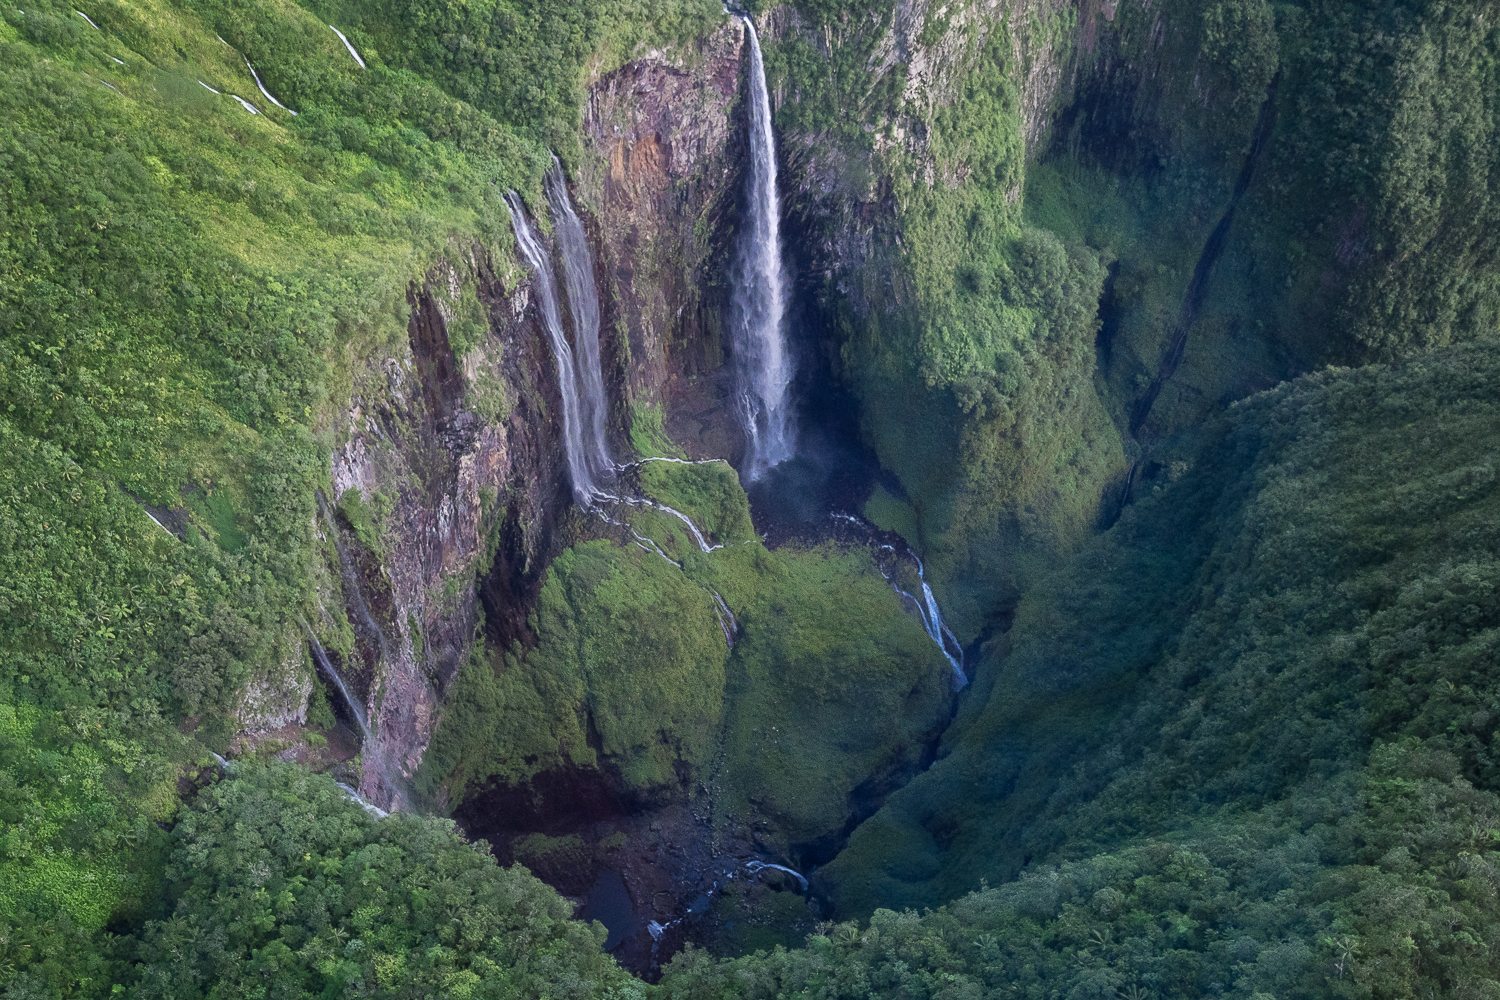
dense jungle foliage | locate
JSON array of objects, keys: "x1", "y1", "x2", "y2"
[
  {"x1": 765, "y1": 0, "x2": 1499, "y2": 636},
  {"x1": 2, "y1": 0, "x2": 1497, "y2": 996},
  {"x1": 0, "y1": 0, "x2": 717, "y2": 990}
]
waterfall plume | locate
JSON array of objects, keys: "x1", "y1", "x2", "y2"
[
  {"x1": 505, "y1": 166, "x2": 615, "y2": 506},
  {"x1": 545, "y1": 159, "x2": 615, "y2": 490},
  {"x1": 731, "y1": 16, "x2": 795, "y2": 478}
]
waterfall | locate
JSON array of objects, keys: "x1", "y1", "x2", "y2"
[
  {"x1": 711, "y1": 591, "x2": 738, "y2": 649},
  {"x1": 319, "y1": 496, "x2": 395, "y2": 666},
  {"x1": 732, "y1": 16, "x2": 795, "y2": 478},
  {"x1": 506, "y1": 171, "x2": 615, "y2": 505},
  {"x1": 509, "y1": 162, "x2": 741, "y2": 659},
  {"x1": 329, "y1": 25, "x2": 366, "y2": 69},
  {"x1": 336, "y1": 782, "x2": 389, "y2": 818},
  {"x1": 244, "y1": 57, "x2": 297, "y2": 115},
  {"x1": 832, "y1": 513, "x2": 969, "y2": 689},
  {"x1": 306, "y1": 628, "x2": 371, "y2": 742},
  {"x1": 546, "y1": 159, "x2": 615, "y2": 488},
  {"x1": 743, "y1": 859, "x2": 808, "y2": 892},
  {"x1": 913, "y1": 557, "x2": 968, "y2": 689}
]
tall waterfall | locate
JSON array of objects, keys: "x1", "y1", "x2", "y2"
[
  {"x1": 505, "y1": 165, "x2": 615, "y2": 505},
  {"x1": 732, "y1": 16, "x2": 795, "y2": 478},
  {"x1": 545, "y1": 159, "x2": 615, "y2": 488}
]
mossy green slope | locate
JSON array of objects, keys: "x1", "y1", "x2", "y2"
[
  {"x1": 421, "y1": 540, "x2": 730, "y2": 805},
  {"x1": 424, "y1": 460, "x2": 951, "y2": 851},
  {"x1": 766, "y1": 339, "x2": 1500, "y2": 994}
]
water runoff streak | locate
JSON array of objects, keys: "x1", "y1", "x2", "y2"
[
  {"x1": 731, "y1": 15, "x2": 795, "y2": 478},
  {"x1": 506, "y1": 162, "x2": 739, "y2": 644},
  {"x1": 506, "y1": 173, "x2": 610, "y2": 506},
  {"x1": 833, "y1": 513, "x2": 968, "y2": 689}
]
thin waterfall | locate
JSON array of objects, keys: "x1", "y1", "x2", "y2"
[
  {"x1": 833, "y1": 513, "x2": 968, "y2": 689},
  {"x1": 732, "y1": 16, "x2": 795, "y2": 478},
  {"x1": 306, "y1": 628, "x2": 370, "y2": 741},
  {"x1": 319, "y1": 495, "x2": 394, "y2": 665},
  {"x1": 913, "y1": 556, "x2": 968, "y2": 689},
  {"x1": 507, "y1": 189, "x2": 606, "y2": 504},
  {"x1": 329, "y1": 25, "x2": 366, "y2": 69},
  {"x1": 546, "y1": 159, "x2": 615, "y2": 488},
  {"x1": 336, "y1": 782, "x2": 389, "y2": 818},
  {"x1": 509, "y1": 163, "x2": 738, "y2": 656},
  {"x1": 743, "y1": 859, "x2": 808, "y2": 892},
  {"x1": 244, "y1": 57, "x2": 297, "y2": 115}
]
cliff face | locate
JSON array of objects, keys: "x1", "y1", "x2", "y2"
[
  {"x1": 312, "y1": 252, "x2": 568, "y2": 808},
  {"x1": 575, "y1": 21, "x2": 748, "y2": 460},
  {"x1": 270, "y1": 26, "x2": 753, "y2": 811}
]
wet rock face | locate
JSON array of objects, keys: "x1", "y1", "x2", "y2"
[
  {"x1": 276, "y1": 24, "x2": 753, "y2": 814},
  {"x1": 324, "y1": 254, "x2": 568, "y2": 809},
  {"x1": 576, "y1": 21, "x2": 748, "y2": 460}
]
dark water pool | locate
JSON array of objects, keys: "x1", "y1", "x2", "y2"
[{"x1": 579, "y1": 869, "x2": 635, "y2": 952}]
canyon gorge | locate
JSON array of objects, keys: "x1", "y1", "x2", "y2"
[{"x1": 1, "y1": 0, "x2": 1496, "y2": 996}]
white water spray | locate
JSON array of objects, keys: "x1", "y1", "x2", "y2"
[
  {"x1": 731, "y1": 16, "x2": 795, "y2": 478},
  {"x1": 328, "y1": 24, "x2": 366, "y2": 69},
  {"x1": 306, "y1": 628, "x2": 370, "y2": 741},
  {"x1": 743, "y1": 859, "x2": 808, "y2": 892},
  {"x1": 244, "y1": 57, "x2": 296, "y2": 115},
  {"x1": 833, "y1": 513, "x2": 968, "y2": 688},
  {"x1": 336, "y1": 782, "x2": 389, "y2": 818},
  {"x1": 506, "y1": 179, "x2": 614, "y2": 505},
  {"x1": 912, "y1": 556, "x2": 967, "y2": 689},
  {"x1": 546, "y1": 159, "x2": 615, "y2": 490}
]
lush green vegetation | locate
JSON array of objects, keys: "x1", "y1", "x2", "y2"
[
  {"x1": 0, "y1": 0, "x2": 727, "y2": 991},
  {"x1": 130, "y1": 762, "x2": 642, "y2": 999},
  {"x1": 422, "y1": 459, "x2": 950, "y2": 851},
  {"x1": 3, "y1": 0, "x2": 1497, "y2": 995},
  {"x1": 777, "y1": 341, "x2": 1500, "y2": 997},
  {"x1": 766, "y1": 0, "x2": 1500, "y2": 641},
  {"x1": 420, "y1": 539, "x2": 730, "y2": 804}
]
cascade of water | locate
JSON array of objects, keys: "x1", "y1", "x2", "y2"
[
  {"x1": 731, "y1": 16, "x2": 795, "y2": 478},
  {"x1": 711, "y1": 591, "x2": 738, "y2": 648},
  {"x1": 142, "y1": 507, "x2": 175, "y2": 538},
  {"x1": 306, "y1": 628, "x2": 371, "y2": 741},
  {"x1": 596, "y1": 491, "x2": 723, "y2": 554},
  {"x1": 336, "y1": 782, "x2": 390, "y2": 818},
  {"x1": 832, "y1": 512, "x2": 968, "y2": 689},
  {"x1": 506, "y1": 189, "x2": 610, "y2": 505},
  {"x1": 320, "y1": 497, "x2": 395, "y2": 665},
  {"x1": 545, "y1": 159, "x2": 615, "y2": 488},
  {"x1": 328, "y1": 25, "x2": 366, "y2": 69},
  {"x1": 743, "y1": 859, "x2": 808, "y2": 892},
  {"x1": 244, "y1": 57, "x2": 297, "y2": 115},
  {"x1": 912, "y1": 557, "x2": 968, "y2": 689}
]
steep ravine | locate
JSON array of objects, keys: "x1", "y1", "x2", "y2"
[
  {"x1": 232, "y1": 0, "x2": 1310, "y2": 976},
  {"x1": 251, "y1": 10, "x2": 1015, "y2": 973}
]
